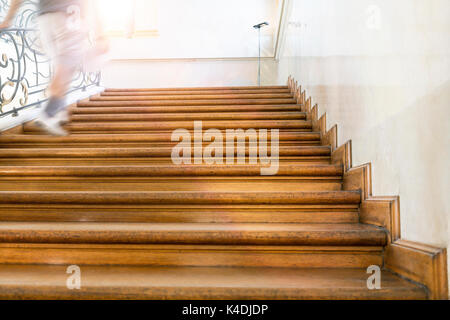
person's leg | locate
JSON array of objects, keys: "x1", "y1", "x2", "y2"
[
  {"x1": 36, "y1": 12, "x2": 85, "y2": 135},
  {"x1": 44, "y1": 63, "x2": 76, "y2": 118}
]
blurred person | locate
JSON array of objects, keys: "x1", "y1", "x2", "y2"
[{"x1": 0, "y1": 0, "x2": 108, "y2": 136}]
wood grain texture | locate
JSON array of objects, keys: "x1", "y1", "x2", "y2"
[
  {"x1": 0, "y1": 222, "x2": 386, "y2": 246},
  {"x1": 0, "y1": 265, "x2": 427, "y2": 300},
  {"x1": 0, "y1": 80, "x2": 442, "y2": 300},
  {"x1": 0, "y1": 244, "x2": 380, "y2": 268}
]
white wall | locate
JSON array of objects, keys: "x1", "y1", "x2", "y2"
[
  {"x1": 101, "y1": 0, "x2": 282, "y2": 59},
  {"x1": 101, "y1": 58, "x2": 278, "y2": 88},
  {"x1": 276, "y1": 0, "x2": 449, "y2": 290},
  {"x1": 99, "y1": 0, "x2": 283, "y2": 88}
]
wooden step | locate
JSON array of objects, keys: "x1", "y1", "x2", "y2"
[
  {"x1": 0, "y1": 266, "x2": 426, "y2": 300},
  {"x1": 105, "y1": 85, "x2": 289, "y2": 92},
  {"x1": 77, "y1": 101, "x2": 300, "y2": 108},
  {"x1": 0, "y1": 132, "x2": 321, "y2": 148},
  {"x1": 0, "y1": 244, "x2": 379, "y2": 268},
  {"x1": 0, "y1": 179, "x2": 342, "y2": 193},
  {"x1": 0, "y1": 191, "x2": 360, "y2": 205},
  {"x1": 0, "y1": 146, "x2": 330, "y2": 158},
  {"x1": 0, "y1": 157, "x2": 332, "y2": 166},
  {"x1": 0, "y1": 164, "x2": 342, "y2": 177},
  {"x1": 24, "y1": 120, "x2": 312, "y2": 133},
  {"x1": 0, "y1": 141, "x2": 320, "y2": 148},
  {"x1": 0, "y1": 222, "x2": 384, "y2": 246},
  {"x1": 94, "y1": 93, "x2": 294, "y2": 100},
  {"x1": 0, "y1": 132, "x2": 320, "y2": 144},
  {"x1": 72, "y1": 104, "x2": 303, "y2": 114},
  {"x1": 70, "y1": 112, "x2": 307, "y2": 122},
  {"x1": 101, "y1": 88, "x2": 291, "y2": 96},
  {"x1": 88, "y1": 98, "x2": 297, "y2": 105},
  {"x1": 0, "y1": 205, "x2": 359, "y2": 224}
]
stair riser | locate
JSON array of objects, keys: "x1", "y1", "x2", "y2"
[
  {"x1": 0, "y1": 245, "x2": 382, "y2": 268},
  {"x1": 0, "y1": 179, "x2": 343, "y2": 192},
  {"x1": 24, "y1": 120, "x2": 313, "y2": 133},
  {"x1": 70, "y1": 112, "x2": 307, "y2": 122},
  {"x1": 88, "y1": 98, "x2": 298, "y2": 105},
  {"x1": 0, "y1": 142, "x2": 321, "y2": 148},
  {"x1": 101, "y1": 89, "x2": 292, "y2": 95},
  {"x1": 0, "y1": 191, "x2": 360, "y2": 205},
  {"x1": 0, "y1": 157, "x2": 332, "y2": 166},
  {"x1": 0, "y1": 207, "x2": 358, "y2": 223},
  {"x1": 105, "y1": 85, "x2": 289, "y2": 92},
  {"x1": 0, "y1": 147, "x2": 330, "y2": 158},
  {"x1": 72, "y1": 105, "x2": 303, "y2": 114},
  {"x1": 77, "y1": 101, "x2": 300, "y2": 108},
  {"x1": 0, "y1": 132, "x2": 321, "y2": 144},
  {"x1": 93, "y1": 94, "x2": 294, "y2": 100},
  {"x1": 0, "y1": 165, "x2": 343, "y2": 177}
]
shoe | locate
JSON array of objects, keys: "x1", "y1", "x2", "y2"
[
  {"x1": 56, "y1": 109, "x2": 70, "y2": 125},
  {"x1": 35, "y1": 111, "x2": 68, "y2": 136}
]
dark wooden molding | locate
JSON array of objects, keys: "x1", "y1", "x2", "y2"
[{"x1": 291, "y1": 77, "x2": 448, "y2": 300}]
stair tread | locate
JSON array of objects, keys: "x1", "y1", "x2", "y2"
[
  {"x1": 101, "y1": 89, "x2": 291, "y2": 96},
  {"x1": 0, "y1": 132, "x2": 321, "y2": 142},
  {"x1": 72, "y1": 105, "x2": 303, "y2": 113},
  {"x1": 93, "y1": 93, "x2": 294, "y2": 100},
  {"x1": 0, "y1": 222, "x2": 386, "y2": 246},
  {"x1": 89, "y1": 97, "x2": 298, "y2": 104},
  {"x1": 0, "y1": 146, "x2": 329, "y2": 158},
  {"x1": 0, "y1": 190, "x2": 360, "y2": 205},
  {"x1": 0, "y1": 265, "x2": 426, "y2": 300},
  {"x1": 105, "y1": 85, "x2": 289, "y2": 91},
  {"x1": 70, "y1": 112, "x2": 307, "y2": 122},
  {"x1": 23, "y1": 120, "x2": 313, "y2": 132},
  {"x1": 77, "y1": 101, "x2": 300, "y2": 107},
  {"x1": 0, "y1": 164, "x2": 343, "y2": 177}
]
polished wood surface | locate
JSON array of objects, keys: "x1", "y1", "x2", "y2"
[
  {"x1": 0, "y1": 82, "x2": 434, "y2": 300},
  {"x1": 0, "y1": 266, "x2": 426, "y2": 300}
]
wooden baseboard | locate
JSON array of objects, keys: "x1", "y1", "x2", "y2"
[
  {"x1": 290, "y1": 76, "x2": 448, "y2": 300},
  {"x1": 385, "y1": 240, "x2": 448, "y2": 300}
]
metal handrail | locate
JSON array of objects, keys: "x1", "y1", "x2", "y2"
[{"x1": 0, "y1": 2, "x2": 101, "y2": 118}]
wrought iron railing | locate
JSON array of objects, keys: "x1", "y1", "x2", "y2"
[{"x1": 0, "y1": 0, "x2": 101, "y2": 118}]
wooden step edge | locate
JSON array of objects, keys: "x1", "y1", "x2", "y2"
[
  {"x1": 105, "y1": 85, "x2": 289, "y2": 92},
  {"x1": 76, "y1": 102, "x2": 303, "y2": 108},
  {"x1": 0, "y1": 244, "x2": 382, "y2": 268},
  {"x1": 0, "y1": 222, "x2": 384, "y2": 246},
  {"x1": 0, "y1": 266, "x2": 426, "y2": 300},
  {"x1": 88, "y1": 98, "x2": 298, "y2": 105},
  {"x1": 23, "y1": 120, "x2": 314, "y2": 132},
  {"x1": 94, "y1": 94, "x2": 295, "y2": 100},
  {"x1": 69, "y1": 112, "x2": 307, "y2": 122},
  {"x1": 0, "y1": 164, "x2": 343, "y2": 177},
  {"x1": 0, "y1": 191, "x2": 361, "y2": 205},
  {"x1": 0, "y1": 208, "x2": 359, "y2": 224},
  {"x1": 101, "y1": 89, "x2": 292, "y2": 96},
  {"x1": 0, "y1": 146, "x2": 331, "y2": 158},
  {"x1": 72, "y1": 105, "x2": 303, "y2": 113},
  {"x1": 0, "y1": 132, "x2": 321, "y2": 143}
]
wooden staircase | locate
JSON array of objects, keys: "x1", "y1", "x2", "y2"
[{"x1": 0, "y1": 83, "x2": 443, "y2": 300}]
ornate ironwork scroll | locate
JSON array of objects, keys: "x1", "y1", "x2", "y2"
[{"x1": 0, "y1": 0, "x2": 101, "y2": 118}]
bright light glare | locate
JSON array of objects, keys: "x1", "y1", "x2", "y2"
[{"x1": 97, "y1": 0, "x2": 134, "y2": 34}]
